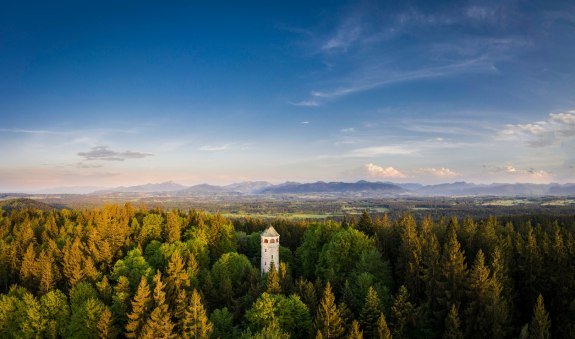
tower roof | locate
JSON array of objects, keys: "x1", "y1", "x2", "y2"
[{"x1": 261, "y1": 226, "x2": 279, "y2": 237}]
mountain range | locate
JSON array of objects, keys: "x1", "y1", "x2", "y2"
[{"x1": 23, "y1": 180, "x2": 575, "y2": 197}]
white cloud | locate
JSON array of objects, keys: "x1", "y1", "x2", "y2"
[
  {"x1": 418, "y1": 167, "x2": 458, "y2": 177},
  {"x1": 344, "y1": 163, "x2": 407, "y2": 180},
  {"x1": 300, "y1": 121, "x2": 310, "y2": 125},
  {"x1": 485, "y1": 164, "x2": 553, "y2": 181},
  {"x1": 340, "y1": 127, "x2": 355, "y2": 133},
  {"x1": 364, "y1": 163, "x2": 407, "y2": 178},
  {"x1": 198, "y1": 144, "x2": 233, "y2": 152},
  {"x1": 348, "y1": 145, "x2": 416, "y2": 157},
  {"x1": 498, "y1": 110, "x2": 575, "y2": 147}
]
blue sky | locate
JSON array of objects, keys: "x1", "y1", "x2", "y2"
[{"x1": 1, "y1": 0, "x2": 574, "y2": 191}]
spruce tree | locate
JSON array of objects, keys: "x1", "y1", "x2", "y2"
[
  {"x1": 397, "y1": 213, "x2": 423, "y2": 299},
  {"x1": 436, "y1": 225, "x2": 467, "y2": 320},
  {"x1": 126, "y1": 277, "x2": 152, "y2": 338},
  {"x1": 465, "y1": 250, "x2": 508, "y2": 338},
  {"x1": 347, "y1": 320, "x2": 363, "y2": 339},
  {"x1": 266, "y1": 262, "x2": 281, "y2": 294},
  {"x1": 391, "y1": 285, "x2": 414, "y2": 339},
  {"x1": 182, "y1": 289, "x2": 213, "y2": 339},
  {"x1": 315, "y1": 282, "x2": 345, "y2": 339},
  {"x1": 357, "y1": 211, "x2": 374, "y2": 236},
  {"x1": 359, "y1": 286, "x2": 381, "y2": 338},
  {"x1": 529, "y1": 294, "x2": 550, "y2": 339},
  {"x1": 444, "y1": 304, "x2": 463, "y2": 339},
  {"x1": 166, "y1": 251, "x2": 190, "y2": 308},
  {"x1": 377, "y1": 313, "x2": 392, "y2": 339},
  {"x1": 20, "y1": 243, "x2": 37, "y2": 289},
  {"x1": 141, "y1": 271, "x2": 174, "y2": 338}
]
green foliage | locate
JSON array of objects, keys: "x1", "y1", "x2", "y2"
[
  {"x1": 111, "y1": 248, "x2": 152, "y2": 291},
  {"x1": 444, "y1": 304, "x2": 463, "y2": 339},
  {"x1": 246, "y1": 292, "x2": 311, "y2": 338},
  {"x1": 0, "y1": 206, "x2": 572, "y2": 338},
  {"x1": 529, "y1": 294, "x2": 550, "y2": 339},
  {"x1": 210, "y1": 307, "x2": 238, "y2": 339},
  {"x1": 359, "y1": 286, "x2": 381, "y2": 338},
  {"x1": 377, "y1": 313, "x2": 392, "y2": 339},
  {"x1": 315, "y1": 282, "x2": 345, "y2": 339},
  {"x1": 391, "y1": 285, "x2": 414, "y2": 338}
]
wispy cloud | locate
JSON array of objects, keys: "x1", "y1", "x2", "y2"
[
  {"x1": 498, "y1": 110, "x2": 575, "y2": 147},
  {"x1": 0, "y1": 128, "x2": 64, "y2": 135},
  {"x1": 340, "y1": 127, "x2": 355, "y2": 133},
  {"x1": 309, "y1": 58, "x2": 495, "y2": 100},
  {"x1": 78, "y1": 146, "x2": 153, "y2": 161},
  {"x1": 290, "y1": 100, "x2": 320, "y2": 107},
  {"x1": 198, "y1": 144, "x2": 234, "y2": 152},
  {"x1": 484, "y1": 164, "x2": 552, "y2": 180}
]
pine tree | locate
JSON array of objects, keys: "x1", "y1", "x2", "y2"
[
  {"x1": 296, "y1": 278, "x2": 317, "y2": 312},
  {"x1": 266, "y1": 262, "x2": 281, "y2": 294},
  {"x1": 166, "y1": 210, "x2": 182, "y2": 243},
  {"x1": 357, "y1": 211, "x2": 374, "y2": 236},
  {"x1": 359, "y1": 286, "x2": 381, "y2": 338},
  {"x1": 397, "y1": 213, "x2": 423, "y2": 299},
  {"x1": 97, "y1": 308, "x2": 115, "y2": 338},
  {"x1": 182, "y1": 289, "x2": 213, "y2": 339},
  {"x1": 436, "y1": 225, "x2": 467, "y2": 320},
  {"x1": 391, "y1": 285, "x2": 414, "y2": 339},
  {"x1": 126, "y1": 277, "x2": 152, "y2": 338},
  {"x1": 112, "y1": 276, "x2": 131, "y2": 327},
  {"x1": 315, "y1": 282, "x2": 345, "y2": 339},
  {"x1": 444, "y1": 304, "x2": 463, "y2": 339},
  {"x1": 20, "y1": 243, "x2": 37, "y2": 289},
  {"x1": 141, "y1": 271, "x2": 174, "y2": 338},
  {"x1": 62, "y1": 238, "x2": 85, "y2": 287},
  {"x1": 279, "y1": 262, "x2": 293, "y2": 293},
  {"x1": 465, "y1": 250, "x2": 508, "y2": 338},
  {"x1": 38, "y1": 250, "x2": 56, "y2": 294},
  {"x1": 166, "y1": 251, "x2": 190, "y2": 308},
  {"x1": 529, "y1": 294, "x2": 550, "y2": 339},
  {"x1": 347, "y1": 320, "x2": 363, "y2": 339},
  {"x1": 377, "y1": 313, "x2": 392, "y2": 339}
]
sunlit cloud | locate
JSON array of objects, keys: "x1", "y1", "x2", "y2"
[
  {"x1": 417, "y1": 167, "x2": 458, "y2": 177},
  {"x1": 498, "y1": 110, "x2": 575, "y2": 147}
]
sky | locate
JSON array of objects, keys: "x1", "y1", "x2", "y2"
[{"x1": 1, "y1": 0, "x2": 575, "y2": 192}]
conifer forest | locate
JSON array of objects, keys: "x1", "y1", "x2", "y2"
[{"x1": 0, "y1": 205, "x2": 573, "y2": 338}]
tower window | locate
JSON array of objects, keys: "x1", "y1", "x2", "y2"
[
  {"x1": 270, "y1": 239, "x2": 275, "y2": 243},
  {"x1": 264, "y1": 239, "x2": 268, "y2": 243}
]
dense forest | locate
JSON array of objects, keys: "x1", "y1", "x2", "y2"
[{"x1": 0, "y1": 204, "x2": 573, "y2": 338}]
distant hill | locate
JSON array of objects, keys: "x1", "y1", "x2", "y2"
[
  {"x1": 259, "y1": 180, "x2": 408, "y2": 195},
  {"x1": 11, "y1": 180, "x2": 575, "y2": 197},
  {"x1": 175, "y1": 184, "x2": 241, "y2": 195},
  {"x1": 415, "y1": 182, "x2": 575, "y2": 196},
  {"x1": 92, "y1": 181, "x2": 187, "y2": 194},
  {"x1": 224, "y1": 181, "x2": 273, "y2": 194},
  {"x1": 0, "y1": 198, "x2": 57, "y2": 212}
]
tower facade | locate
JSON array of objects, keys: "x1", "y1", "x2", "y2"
[{"x1": 261, "y1": 226, "x2": 280, "y2": 273}]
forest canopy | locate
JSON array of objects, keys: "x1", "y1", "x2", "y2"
[{"x1": 0, "y1": 205, "x2": 573, "y2": 338}]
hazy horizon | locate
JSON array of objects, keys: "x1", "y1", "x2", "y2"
[{"x1": 1, "y1": 1, "x2": 574, "y2": 192}]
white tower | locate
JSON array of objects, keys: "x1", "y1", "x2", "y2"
[{"x1": 261, "y1": 226, "x2": 280, "y2": 273}]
